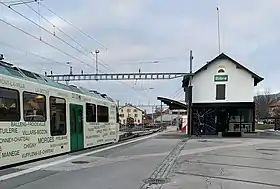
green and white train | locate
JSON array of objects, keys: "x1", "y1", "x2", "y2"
[{"x1": 0, "y1": 60, "x2": 119, "y2": 168}]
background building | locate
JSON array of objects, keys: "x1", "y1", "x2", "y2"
[{"x1": 118, "y1": 103, "x2": 145, "y2": 125}]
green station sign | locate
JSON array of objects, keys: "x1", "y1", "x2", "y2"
[{"x1": 214, "y1": 75, "x2": 228, "y2": 82}]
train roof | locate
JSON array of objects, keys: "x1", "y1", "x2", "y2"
[{"x1": 0, "y1": 60, "x2": 115, "y2": 103}]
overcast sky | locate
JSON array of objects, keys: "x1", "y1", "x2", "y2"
[{"x1": 0, "y1": 0, "x2": 279, "y2": 112}]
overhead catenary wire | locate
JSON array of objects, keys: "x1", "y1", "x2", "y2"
[
  {"x1": 0, "y1": 2, "x2": 152, "y2": 100},
  {"x1": 19, "y1": 0, "x2": 93, "y2": 55},
  {"x1": 170, "y1": 87, "x2": 182, "y2": 98},
  {"x1": 0, "y1": 18, "x2": 152, "y2": 99},
  {"x1": 39, "y1": 2, "x2": 107, "y2": 51},
  {"x1": 173, "y1": 90, "x2": 184, "y2": 101},
  {"x1": 1, "y1": 0, "x2": 113, "y2": 72},
  {"x1": 0, "y1": 41, "x2": 69, "y2": 67},
  {"x1": 1, "y1": 0, "x2": 149, "y2": 77},
  {"x1": 0, "y1": 17, "x2": 93, "y2": 67},
  {"x1": 0, "y1": 1, "x2": 96, "y2": 61},
  {"x1": 0, "y1": 5, "x2": 111, "y2": 72}
]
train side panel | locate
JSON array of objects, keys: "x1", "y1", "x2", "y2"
[{"x1": 0, "y1": 74, "x2": 117, "y2": 168}]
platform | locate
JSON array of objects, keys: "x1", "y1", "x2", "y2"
[{"x1": 1, "y1": 129, "x2": 280, "y2": 189}]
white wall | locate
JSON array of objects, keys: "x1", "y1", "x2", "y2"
[{"x1": 192, "y1": 59, "x2": 255, "y2": 103}]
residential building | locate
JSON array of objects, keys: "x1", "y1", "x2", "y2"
[{"x1": 118, "y1": 104, "x2": 145, "y2": 125}]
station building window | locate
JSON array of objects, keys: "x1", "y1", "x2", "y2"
[
  {"x1": 50, "y1": 96, "x2": 67, "y2": 136},
  {"x1": 86, "y1": 103, "x2": 96, "y2": 122},
  {"x1": 218, "y1": 69, "x2": 225, "y2": 73},
  {"x1": 97, "y1": 105, "x2": 109, "y2": 122},
  {"x1": 216, "y1": 84, "x2": 226, "y2": 100},
  {"x1": 23, "y1": 91, "x2": 46, "y2": 122},
  {"x1": 228, "y1": 109, "x2": 253, "y2": 132},
  {"x1": 0, "y1": 87, "x2": 20, "y2": 121}
]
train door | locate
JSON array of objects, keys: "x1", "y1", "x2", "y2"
[{"x1": 70, "y1": 104, "x2": 84, "y2": 151}]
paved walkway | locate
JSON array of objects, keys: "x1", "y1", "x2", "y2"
[
  {"x1": 163, "y1": 137, "x2": 280, "y2": 188},
  {"x1": 1, "y1": 128, "x2": 280, "y2": 189}
]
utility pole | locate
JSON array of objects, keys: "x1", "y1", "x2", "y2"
[
  {"x1": 66, "y1": 61, "x2": 72, "y2": 85},
  {"x1": 187, "y1": 50, "x2": 193, "y2": 136},
  {"x1": 95, "y1": 50, "x2": 99, "y2": 74},
  {"x1": 217, "y1": 7, "x2": 221, "y2": 54},
  {"x1": 160, "y1": 101, "x2": 163, "y2": 128}
]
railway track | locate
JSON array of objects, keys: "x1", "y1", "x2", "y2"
[{"x1": 118, "y1": 126, "x2": 164, "y2": 141}]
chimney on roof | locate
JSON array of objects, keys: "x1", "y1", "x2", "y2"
[{"x1": 0, "y1": 54, "x2": 4, "y2": 60}]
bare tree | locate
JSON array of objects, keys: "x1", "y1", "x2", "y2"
[
  {"x1": 272, "y1": 106, "x2": 280, "y2": 118},
  {"x1": 154, "y1": 107, "x2": 162, "y2": 118},
  {"x1": 254, "y1": 88, "x2": 274, "y2": 120}
]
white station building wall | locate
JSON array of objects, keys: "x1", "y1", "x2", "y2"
[{"x1": 191, "y1": 59, "x2": 255, "y2": 103}]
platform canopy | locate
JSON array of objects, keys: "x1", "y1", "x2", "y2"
[{"x1": 157, "y1": 96, "x2": 188, "y2": 110}]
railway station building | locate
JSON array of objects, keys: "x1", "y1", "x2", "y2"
[{"x1": 182, "y1": 53, "x2": 264, "y2": 136}]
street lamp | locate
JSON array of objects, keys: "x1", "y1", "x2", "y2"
[{"x1": 95, "y1": 50, "x2": 99, "y2": 74}]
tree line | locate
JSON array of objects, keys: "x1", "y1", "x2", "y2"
[{"x1": 255, "y1": 88, "x2": 280, "y2": 120}]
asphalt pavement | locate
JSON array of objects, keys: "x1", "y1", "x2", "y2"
[{"x1": 1, "y1": 129, "x2": 280, "y2": 189}]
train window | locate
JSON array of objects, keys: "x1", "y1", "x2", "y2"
[
  {"x1": 50, "y1": 96, "x2": 67, "y2": 136},
  {"x1": 97, "y1": 105, "x2": 109, "y2": 122},
  {"x1": 20, "y1": 69, "x2": 37, "y2": 80},
  {"x1": 86, "y1": 103, "x2": 96, "y2": 122},
  {"x1": 0, "y1": 87, "x2": 20, "y2": 121},
  {"x1": 23, "y1": 92, "x2": 46, "y2": 122}
]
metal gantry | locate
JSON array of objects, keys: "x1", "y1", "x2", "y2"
[{"x1": 46, "y1": 72, "x2": 193, "y2": 81}]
